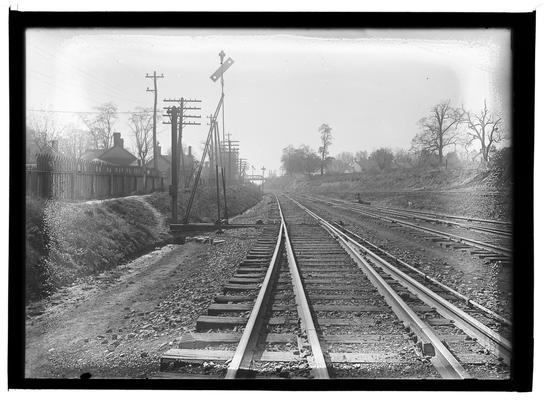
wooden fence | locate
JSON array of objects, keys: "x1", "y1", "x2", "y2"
[{"x1": 26, "y1": 153, "x2": 165, "y2": 201}]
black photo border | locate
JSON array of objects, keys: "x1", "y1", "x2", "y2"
[{"x1": 8, "y1": 10, "x2": 535, "y2": 391}]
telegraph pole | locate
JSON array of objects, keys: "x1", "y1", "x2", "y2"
[
  {"x1": 261, "y1": 166, "x2": 266, "y2": 194},
  {"x1": 224, "y1": 136, "x2": 240, "y2": 182},
  {"x1": 239, "y1": 158, "x2": 247, "y2": 181},
  {"x1": 168, "y1": 106, "x2": 179, "y2": 223},
  {"x1": 227, "y1": 133, "x2": 232, "y2": 183},
  {"x1": 164, "y1": 97, "x2": 201, "y2": 188},
  {"x1": 146, "y1": 71, "x2": 164, "y2": 171}
]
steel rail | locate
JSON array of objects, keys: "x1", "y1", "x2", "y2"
[
  {"x1": 226, "y1": 196, "x2": 329, "y2": 379},
  {"x1": 331, "y1": 221, "x2": 511, "y2": 327},
  {"x1": 284, "y1": 195, "x2": 469, "y2": 379},
  {"x1": 354, "y1": 204, "x2": 511, "y2": 238},
  {"x1": 225, "y1": 203, "x2": 284, "y2": 378},
  {"x1": 305, "y1": 195, "x2": 511, "y2": 257},
  {"x1": 291, "y1": 197, "x2": 512, "y2": 365},
  {"x1": 371, "y1": 203, "x2": 512, "y2": 227},
  {"x1": 310, "y1": 194, "x2": 512, "y2": 228},
  {"x1": 278, "y1": 198, "x2": 330, "y2": 379},
  {"x1": 300, "y1": 195, "x2": 512, "y2": 325}
]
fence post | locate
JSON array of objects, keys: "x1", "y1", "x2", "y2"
[
  {"x1": 37, "y1": 154, "x2": 53, "y2": 199},
  {"x1": 71, "y1": 171, "x2": 76, "y2": 200},
  {"x1": 121, "y1": 170, "x2": 125, "y2": 196},
  {"x1": 110, "y1": 169, "x2": 114, "y2": 196}
]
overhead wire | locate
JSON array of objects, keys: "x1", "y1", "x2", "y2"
[
  {"x1": 29, "y1": 43, "x2": 138, "y2": 100},
  {"x1": 27, "y1": 68, "x2": 121, "y2": 107},
  {"x1": 28, "y1": 108, "x2": 154, "y2": 115},
  {"x1": 29, "y1": 44, "x2": 144, "y2": 105}
]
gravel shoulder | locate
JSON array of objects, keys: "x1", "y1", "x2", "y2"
[{"x1": 25, "y1": 197, "x2": 273, "y2": 379}]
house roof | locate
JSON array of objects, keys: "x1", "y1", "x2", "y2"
[
  {"x1": 26, "y1": 138, "x2": 61, "y2": 164},
  {"x1": 80, "y1": 145, "x2": 137, "y2": 166},
  {"x1": 80, "y1": 149, "x2": 105, "y2": 161},
  {"x1": 100, "y1": 146, "x2": 137, "y2": 163},
  {"x1": 146, "y1": 154, "x2": 171, "y2": 167}
]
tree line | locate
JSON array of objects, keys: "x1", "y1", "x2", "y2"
[
  {"x1": 26, "y1": 102, "x2": 156, "y2": 167},
  {"x1": 281, "y1": 99, "x2": 508, "y2": 176}
]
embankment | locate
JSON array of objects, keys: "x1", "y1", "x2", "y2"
[
  {"x1": 269, "y1": 167, "x2": 512, "y2": 221},
  {"x1": 26, "y1": 184, "x2": 262, "y2": 302}
]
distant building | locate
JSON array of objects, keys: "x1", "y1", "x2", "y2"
[
  {"x1": 145, "y1": 145, "x2": 171, "y2": 176},
  {"x1": 80, "y1": 132, "x2": 137, "y2": 167},
  {"x1": 146, "y1": 145, "x2": 195, "y2": 184},
  {"x1": 26, "y1": 132, "x2": 61, "y2": 165}
]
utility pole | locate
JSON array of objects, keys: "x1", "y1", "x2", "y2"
[
  {"x1": 164, "y1": 97, "x2": 201, "y2": 188},
  {"x1": 227, "y1": 133, "x2": 232, "y2": 183},
  {"x1": 146, "y1": 71, "x2": 164, "y2": 172},
  {"x1": 261, "y1": 166, "x2": 266, "y2": 194},
  {"x1": 168, "y1": 106, "x2": 179, "y2": 223},
  {"x1": 223, "y1": 133, "x2": 239, "y2": 183},
  {"x1": 239, "y1": 158, "x2": 248, "y2": 181}
]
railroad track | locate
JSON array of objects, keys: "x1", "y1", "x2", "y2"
[
  {"x1": 343, "y1": 199, "x2": 511, "y2": 238},
  {"x1": 300, "y1": 194, "x2": 511, "y2": 263},
  {"x1": 159, "y1": 194, "x2": 510, "y2": 379},
  {"x1": 364, "y1": 202, "x2": 511, "y2": 229}
]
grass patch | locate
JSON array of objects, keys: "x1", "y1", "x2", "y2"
[
  {"x1": 25, "y1": 184, "x2": 262, "y2": 302},
  {"x1": 147, "y1": 184, "x2": 263, "y2": 224}
]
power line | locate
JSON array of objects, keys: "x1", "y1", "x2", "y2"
[
  {"x1": 28, "y1": 108, "x2": 153, "y2": 115},
  {"x1": 30, "y1": 44, "x2": 134, "y2": 99},
  {"x1": 29, "y1": 44, "x2": 142, "y2": 105},
  {"x1": 27, "y1": 68, "x2": 141, "y2": 108},
  {"x1": 27, "y1": 69, "x2": 103, "y2": 106}
]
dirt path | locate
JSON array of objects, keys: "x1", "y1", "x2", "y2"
[{"x1": 25, "y1": 228, "x2": 260, "y2": 378}]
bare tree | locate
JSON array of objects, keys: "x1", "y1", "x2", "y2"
[
  {"x1": 369, "y1": 148, "x2": 394, "y2": 171},
  {"x1": 462, "y1": 100, "x2": 504, "y2": 167},
  {"x1": 354, "y1": 150, "x2": 369, "y2": 171},
  {"x1": 318, "y1": 123, "x2": 333, "y2": 175},
  {"x1": 80, "y1": 102, "x2": 118, "y2": 149},
  {"x1": 59, "y1": 127, "x2": 91, "y2": 159},
  {"x1": 27, "y1": 112, "x2": 63, "y2": 148},
  {"x1": 281, "y1": 145, "x2": 321, "y2": 176},
  {"x1": 393, "y1": 149, "x2": 414, "y2": 169},
  {"x1": 329, "y1": 151, "x2": 355, "y2": 173},
  {"x1": 128, "y1": 107, "x2": 154, "y2": 166},
  {"x1": 412, "y1": 101, "x2": 463, "y2": 166}
]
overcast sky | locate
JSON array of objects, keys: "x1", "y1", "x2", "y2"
[{"x1": 26, "y1": 28, "x2": 511, "y2": 174}]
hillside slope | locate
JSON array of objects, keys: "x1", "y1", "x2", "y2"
[
  {"x1": 26, "y1": 185, "x2": 262, "y2": 302},
  {"x1": 280, "y1": 167, "x2": 511, "y2": 193},
  {"x1": 269, "y1": 167, "x2": 512, "y2": 221}
]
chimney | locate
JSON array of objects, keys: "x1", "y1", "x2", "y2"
[
  {"x1": 113, "y1": 132, "x2": 122, "y2": 148},
  {"x1": 50, "y1": 140, "x2": 58, "y2": 152}
]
